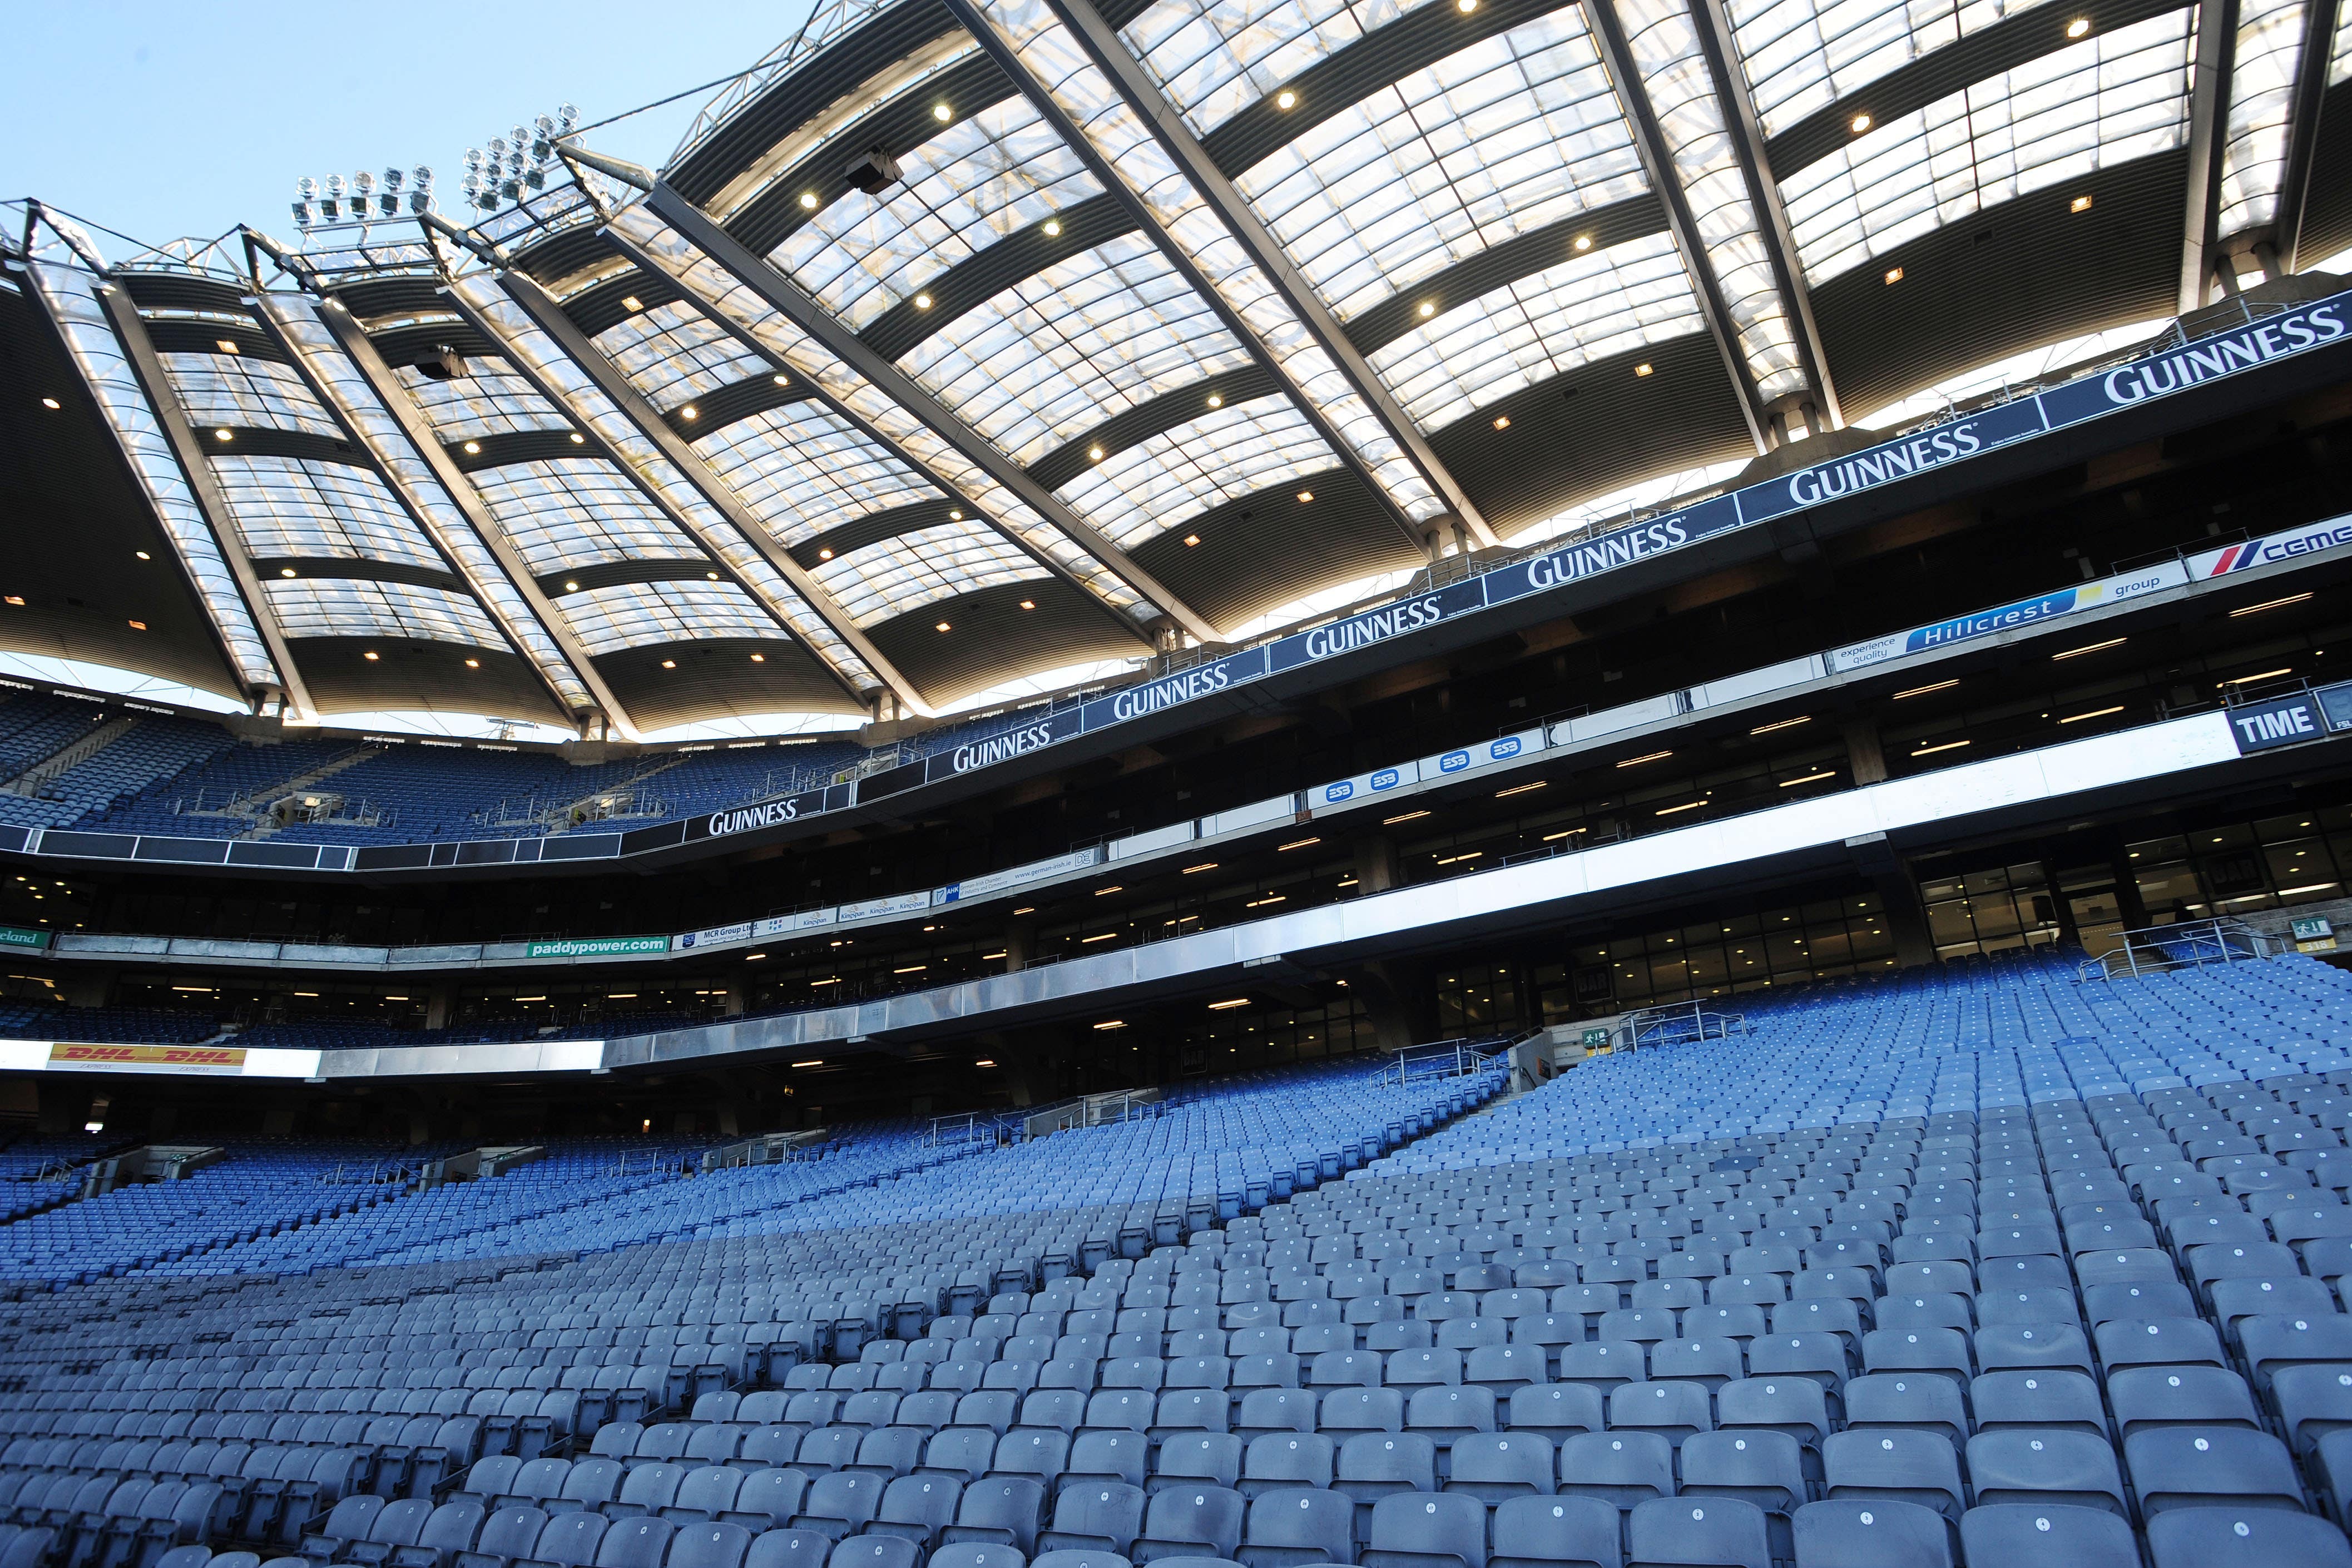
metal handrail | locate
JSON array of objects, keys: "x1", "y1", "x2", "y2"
[
  {"x1": 2077, "y1": 916, "x2": 2282, "y2": 980},
  {"x1": 1616, "y1": 1000, "x2": 1749, "y2": 1051}
]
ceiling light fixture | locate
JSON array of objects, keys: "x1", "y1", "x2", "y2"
[
  {"x1": 800, "y1": 192, "x2": 819, "y2": 209},
  {"x1": 2070, "y1": 193, "x2": 2094, "y2": 213},
  {"x1": 773, "y1": 374, "x2": 789, "y2": 386},
  {"x1": 1209, "y1": 998, "x2": 1250, "y2": 1010},
  {"x1": 1183, "y1": 533, "x2": 1200, "y2": 546},
  {"x1": 680, "y1": 404, "x2": 697, "y2": 420},
  {"x1": 1617, "y1": 750, "x2": 1671, "y2": 767},
  {"x1": 1894, "y1": 679, "x2": 1957, "y2": 698},
  {"x1": 2059, "y1": 705, "x2": 2124, "y2": 723},
  {"x1": 1384, "y1": 810, "x2": 1429, "y2": 825},
  {"x1": 1019, "y1": 598, "x2": 1035, "y2": 609},
  {"x1": 280, "y1": 567, "x2": 296, "y2": 578},
  {"x1": 936, "y1": 621, "x2": 951, "y2": 632},
  {"x1": 1574, "y1": 234, "x2": 1593, "y2": 251},
  {"x1": 363, "y1": 650, "x2": 379, "y2": 661},
  {"x1": 1276, "y1": 90, "x2": 1297, "y2": 110},
  {"x1": 126, "y1": 619, "x2": 145, "y2": 631},
  {"x1": 819, "y1": 547, "x2": 833, "y2": 559},
  {"x1": 1088, "y1": 445, "x2": 1104, "y2": 460},
  {"x1": 1279, "y1": 837, "x2": 1320, "y2": 851},
  {"x1": 570, "y1": 431, "x2": 586, "y2": 443},
  {"x1": 661, "y1": 659, "x2": 676, "y2": 668},
  {"x1": 1884, "y1": 266, "x2": 1904, "y2": 284},
  {"x1": 1850, "y1": 112, "x2": 1872, "y2": 133},
  {"x1": 1634, "y1": 363, "x2": 1652, "y2": 377},
  {"x1": 1093, "y1": 1019, "x2": 1126, "y2": 1030},
  {"x1": 1779, "y1": 769, "x2": 1836, "y2": 786},
  {"x1": 39, "y1": 398, "x2": 59, "y2": 410},
  {"x1": 2, "y1": 598, "x2": 21, "y2": 607},
  {"x1": 2066, "y1": 14, "x2": 2091, "y2": 35},
  {"x1": 563, "y1": 580, "x2": 578, "y2": 591},
  {"x1": 934, "y1": 103, "x2": 953, "y2": 121},
  {"x1": 2053, "y1": 637, "x2": 2125, "y2": 659},
  {"x1": 1911, "y1": 738, "x2": 1969, "y2": 756},
  {"x1": 463, "y1": 440, "x2": 481, "y2": 454},
  {"x1": 1043, "y1": 217, "x2": 1062, "y2": 236},
  {"x1": 914, "y1": 293, "x2": 933, "y2": 309},
  {"x1": 464, "y1": 658, "x2": 479, "y2": 668},
  {"x1": 1419, "y1": 300, "x2": 1437, "y2": 317},
  {"x1": 2231, "y1": 592, "x2": 2311, "y2": 616},
  {"x1": 1206, "y1": 393, "x2": 1222, "y2": 408},
  {"x1": 1296, "y1": 489, "x2": 1314, "y2": 503},
  {"x1": 1750, "y1": 714, "x2": 1810, "y2": 734},
  {"x1": 214, "y1": 429, "x2": 232, "y2": 442},
  {"x1": 1493, "y1": 415, "x2": 1510, "y2": 430},
  {"x1": 622, "y1": 296, "x2": 643, "y2": 312},
  {"x1": 706, "y1": 570, "x2": 720, "y2": 580},
  {"x1": 215, "y1": 339, "x2": 240, "y2": 355},
  {"x1": 1184, "y1": 862, "x2": 1218, "y2": 874},
  {"x1": 750, "y1": 652, "x2": 765, "y2": 662}
]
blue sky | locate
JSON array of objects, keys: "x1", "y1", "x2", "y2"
[{"x1": 4, "y1": 1, "x2": 820, "y2": 256}]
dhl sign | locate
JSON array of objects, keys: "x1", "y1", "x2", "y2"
[{"x1": 48, "y1": 1044, "x2": 247, "y2": 1069}]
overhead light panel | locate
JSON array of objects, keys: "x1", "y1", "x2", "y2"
[{"x1": 2230, "y1": 592, "x2": 2310, "y2": 617}]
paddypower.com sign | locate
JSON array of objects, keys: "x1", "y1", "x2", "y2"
[{"x1": 526, "y1": 936, "x2": 671, "y2": 959}]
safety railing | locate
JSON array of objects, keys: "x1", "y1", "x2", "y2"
[
  {"x1": 2077, "y1": 916, "x2": 2283, "y2": 980},
  {"x1": 1387, "y1": 1038, "x2": 1507, "y2": 1086},
  {"x1": 1616, "y1": 1000, "x2": 1749, "y2": 1051}
]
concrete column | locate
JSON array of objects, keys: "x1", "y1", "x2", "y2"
[
  {"x1": 1003, "y1": 921, "x2": 1036, "y2": 973},
  {"x1": 723, "y1": 982, "x2": 747, "y2": 1018},
  {"x1": 1351, "y1": 835, "x2": 1399, "y2": 895},
  {"x1": 424, "y1": 985, "x2": 454, "y2": 1030},
  {"x1": 1841, "y1": 718, "x2": 1888, "y2": 786},
  {"x1": 61, "y1": 968, "x2": 112, "y2": 1009}
]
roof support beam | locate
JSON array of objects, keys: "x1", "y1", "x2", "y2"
[
  {"x1": 93, "y1": 282, "x2": 319, "y2": 722},
  {"x1": 973, "y1": 0, "x2": 1497, "y2": 553},
  {"x1": 595, "y1": 223, "x2": 1146, "y2": 654},
  {"x1": 289, "y1": 293, "x2": 643, "y2": 741},
  {"x1": 1683, "y1": 0, "x2": 1846, "y2": 429},
  {"x1": 2181, "y1": 0, "x2": 2243, "y2": 307},
  {"x1": 2276, "y1": 0, "x2": 2343, "y2": 269},
  {"x1": 1584, "y1": 0, "x2": 1772, "y2": 453},
  {"x1": 642, "y1": 183, "x2": 1217, "y2": 645},
  {"x1": 438, "y1": 272, "x2": 877, "y2": 712},
  {"x1": 493, "y1": 269, "x2": 935, "y2": 718}
]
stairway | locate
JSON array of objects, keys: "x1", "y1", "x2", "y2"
[{"x1": 1, "y1": 716, "x2": 137, "y2": 798}]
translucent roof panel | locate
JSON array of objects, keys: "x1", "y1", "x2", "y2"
[
  {"x1": 1727, "y1": 0, "x2": 2060, "y2": 138},
  {"x1": 1368, "y1": 230, "x2": 1705, "y2": 428},
  {"x1": 2334, "y1": 1, "x2": 2352, "y2": 83},
  {"x1": 898, "y1": 231, "x2": 1254, "y2": 465},
  {"x1": 210, "y1": 455, "x2": 442, "y2": 569},
  {"x1": 1616, "y1": 0, "x2": 1806, "y2": 403},
  {"x1": 263, "y1": 578, "x2": 502, "y2": 647},
  {"x1": 1231, "y1": 8, "x2": 1648, "y2": 321},
  {"x1": 612, "y1": 200, "x2": 1148, "y2": 617},
  {"x1": 1778, "y1": 11, "x2": 2192, "y2": 284},
  {"x1": 395, "y1": 358, "x2": 573, "y2": 439},
  {"x1": 2217, "y1": 0, "x2": 2309, "y2": 239},
  {"x1": 163, "y1": 351, "x2": 342, "y2": 438},
  {"x1": 1122, "y1": 0, "x2": 1450, "y2": 137},
  {"x1": 1054, "y1": 394, "x2": 1338, "y2": 547},
  {"x1": 773, "y1": 96, "x2": 1105, "y2": 331},
  {"x1": 812, "y1": 519, "x2": 1050, "y2": 626},
  {"x1": 560, "y1": 579, "x2": 783, "y2": 656},
  {"x1": 468, "y1": 458, "x2": 704, "y2": 576},
  {"x1": 594, "y1": 300, "x2": 774, "y2": 415},
  {"x1": 694, "y1": 403, "x2": 942, "y2": 548}
]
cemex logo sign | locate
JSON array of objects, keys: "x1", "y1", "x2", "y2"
[{"x1": 2228, "y1": 693, "x2": 2328, "y2": 753}]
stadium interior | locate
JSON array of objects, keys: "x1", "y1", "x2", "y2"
[{"x1": 10, "y1": 0, "x2": 2352, "y2": 1561}]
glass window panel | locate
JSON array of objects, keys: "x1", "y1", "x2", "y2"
[
  {"x1": 263, "y1": 578, "x2": 501, "y2": 647},
  {"x1": 211, "y1": 455, "x2": 441, "y2": 568},
  {"x1": 813, "y1": 519, "x2": 1049, "y2": 626},
  {"x1": 1053, "y1": 394, "x2": 1337, "y2": 547},
  {"x1": 1233, "y1": 10, "x2": 1647, "y2": 320},
  {"x1": 468, "y1": 458, "x2": 701, "y2": 575},
  {"x1": 1779, "y1": 11, "x2": 2193, "y2": 284},
  {"x1": 899, "y1": 232, "x2": 1251, "y2": 465},
  {"x1": 2217, "y1": 0, "x2": 2309, "y2": 236},
  {"x1": 695, "y1": 403, "x2": 943, "y2": 548},
  {"x1": 1729, "y1": 0, "x2": 2059, "y2": 137},
  {"x1": 1123, "y1": 0, "x2": 1450, "y2": 135},
  {"x1": 396, "y1": 358, "x2": 573, "y2": 439},
  {"x1": 593, "y1": 301, "x2": 773, "y2": 415},
  {"x1": 559, "y1": 579, "x2": 780, "y2": 656},
  {"x1": 1368, "y1": 230, "x2": 1704, "y2": 428},
  {"x1": 774, "y1": 96, "x2": 1105, "y2": 331},
  {"x1": 164, "y1": 352, "x2": 341, "y2": 437}
]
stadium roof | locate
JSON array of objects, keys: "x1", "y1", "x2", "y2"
[{"x1": 4, "y1": 0, "x2": 2349, "y2": 740}]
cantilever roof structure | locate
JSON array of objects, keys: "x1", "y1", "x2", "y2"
[{"x1": 4, "y1": 0, "x2": 2350, "y2": 738}]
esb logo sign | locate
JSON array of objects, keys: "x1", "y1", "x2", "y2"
[{"x1": 2229, "y1": 693, "x2": 2327, "y2": 753}]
